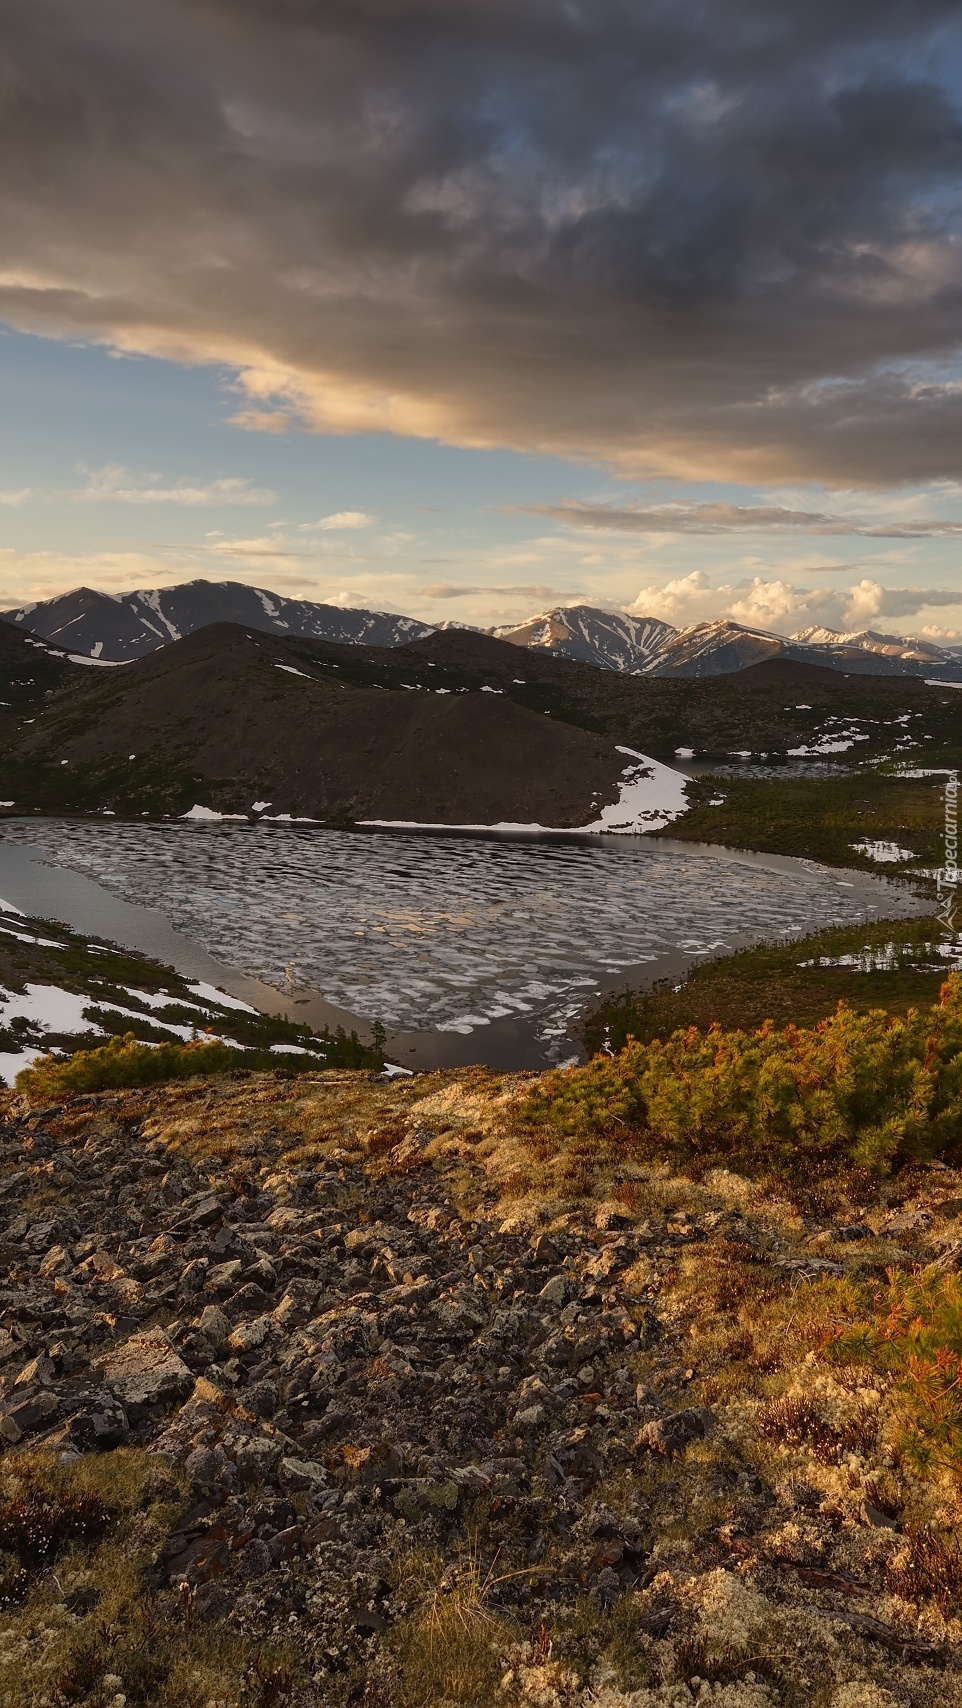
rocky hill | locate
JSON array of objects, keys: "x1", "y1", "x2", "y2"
[
  {"x1": 0, "y1": 623, "x2": 635, "y2": 827},
  {"x1": 646, "y1": 619, "x2": 962, "y2": 681}
]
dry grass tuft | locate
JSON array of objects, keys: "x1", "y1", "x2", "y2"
[{"x1": 390, "y1": 1548, "x2": 525, "y2": 1706}]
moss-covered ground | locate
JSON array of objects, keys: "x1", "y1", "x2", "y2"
[{"x1": 582, "y1": 915, "x2": 958, "y2": 1054}]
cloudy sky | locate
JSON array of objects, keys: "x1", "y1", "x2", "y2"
[{"x1": 2, "y1": 0, "x2": 962, "y2": 637}]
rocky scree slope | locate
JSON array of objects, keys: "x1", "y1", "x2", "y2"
[{"x1": 0, "y1": 1071, "x2": 961, "y2": 1704}]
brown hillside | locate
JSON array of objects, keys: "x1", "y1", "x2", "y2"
[{"x1": 15, "y1": 623, "x2": 629, "y2": 825}]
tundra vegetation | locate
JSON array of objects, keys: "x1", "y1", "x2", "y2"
[{"x1": 0, "y1": 938, "x2": 961, "y2": 1704}]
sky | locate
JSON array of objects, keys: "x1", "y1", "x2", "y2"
[{"x1": 2, "y1": 0, "x2": 962, "y2": 640}]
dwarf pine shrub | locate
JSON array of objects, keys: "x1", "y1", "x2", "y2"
[
  {"x1": 521, "y1": 973, "x2": 962, "y2": 1179},
  {"x1": 832, "y1": 1267, "x2": 962, "y2": 1478},
  {"x1": 16, "y1": 1023, "x2": 382, "y2": 1098}
]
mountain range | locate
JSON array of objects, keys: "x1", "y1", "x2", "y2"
[
  {"x1": 0, "y1": 582, "x2": 430, "y2": 660},
  {"x1": 3, "y1": 580, "x2": 961, "y2": 681}
]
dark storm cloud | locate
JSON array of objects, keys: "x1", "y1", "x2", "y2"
[{"x1": 1, "y1": 0, "x2": 962, "y2": 481}]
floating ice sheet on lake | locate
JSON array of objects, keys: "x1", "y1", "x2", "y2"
[{"x1": 0, "y1": 821, "x2": 925, "y2": 1046}]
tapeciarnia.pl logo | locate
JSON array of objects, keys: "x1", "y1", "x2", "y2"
[{"x1": 937, "y1": 770, "x2": 959, "y2": 936}]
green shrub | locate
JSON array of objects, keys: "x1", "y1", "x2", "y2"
[
  {"x1": 832, "y1": 1268, "x2": 962, "y2": 1477},
  {"x1": 16, "y1": 1023, "x2": 382, "y2": 1099},
  {"x1": 520, "y1": 972, "x2": 962, "y2": 1179}
]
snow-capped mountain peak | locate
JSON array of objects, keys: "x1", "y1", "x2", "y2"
[{"x1": 490, "y1": 605, "x2": 675, "y2": 671}]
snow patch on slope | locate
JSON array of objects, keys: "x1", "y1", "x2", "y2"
[
  {"x1": 586, "y1": 748, "x2": 690, "y2": 832},
  {"x1": 362, "y1": 748, "x2": 690, "y2": 835},
  {"x1": 180, "y1": 804, "x2": 248, "y2": 821},
  {"x1": 0, "y1": 982, "x2": 106, "y2": 1085},
  {"x1": 851, "y1": 840, "x2": 916, "y2": 864}
]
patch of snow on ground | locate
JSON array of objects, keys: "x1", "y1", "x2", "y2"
[
  {"x1": 274, "y1": 664, "x2": 311, "y2": 678},
  {"x1": 586, "y1": 748, "x2": 690, "y2": 833},
  {"x1": 0, "y1": 984, "x2": 100, "y2": 1037},
  {"x1": 90, "y1": 1003, "x2": 205, "y2": 1041},
  {"x1": 0, "y1": 1048, "x2": 45, "y2": 1086},
  {"x1": 185, "y1": 981, "x2": 258, "y2": 1013},
  {"x1": 67, "y1": 655, "x2": 129, "y2": 667},
  {"x1": 0, "y1": 899, "x2": 24, "y2": 916},
  {"x1": 180, "y1": 805, "x2": 247, "y2": 821},
  {"x1": 851, "y1": 839, "x2": 916, "y2": 863},
  {"x1": 788, "y1": 736, "x2": 869, "y2": 756},
  {"x1": 124, "y1": 987, "x2": 208, "y2": 1014},
  {"x1": 0, "y1": 924, "x2": 64, "y2": 948},
  {"x1": 799, "y1": 940, "x2": 962, "y2": 972}
]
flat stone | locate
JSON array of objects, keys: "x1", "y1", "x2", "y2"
[
  {"x1": 191, "y1": 1376, "x2": 230, "y2": 1409},
  {"x1": 187, "y1": 1195, "x2": 225, "y2": 1227},
  {"x1": 98, "y1": 1328, "x2": 193, "y2": 1414},
  {"x1": 0, "y1": 1391, "x2": 58, "y2": 1438},
  {"x1": 226, "y1": 1433, "x2": 284, "y2": 1475},
  {"x1": 14, "y1": 1353, "x2": 55, "y2": 1388},
  {"x1": 272, "y1": 1282, "x2": 319, "y2": 1329},
  {"x1": 67, "y1": 1401, "x2": 130, "y2": 1450},
  {"x1": 637, "y1": 1406, "x2": 714, "y2": 1456},
  {"x1": 228, "y1": 1316, "x2": 272, "y2": 1353},
  {"x1": 514, "y1": 1403, "x2": 547, "y2": 1428},
  {"x1": 38, "y1": 1245, "x2": 71, "y2": 1278},
  {"x1": 278, "y1": 1455, "x2": 329, "y2": 1493},
  {"x1": 537, "y1": 1274, "x2": 569, "y2": 1307},
  {"x1": 197, "y1": 1305, "x2": 230, "y2": 1347},
  {"x1": 206, "y1": 1260, "x2": 244, "y2": 1294}
]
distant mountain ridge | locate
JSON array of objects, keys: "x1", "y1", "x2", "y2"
[
  {"x1": 3, "y1": 581, "x2": 961, "y2": 681},
  {"x1": 493, "y1": 606, "x2": 962, "y2": 680},
  {"x1": 643, "y1": 619, "x2": 962, "y2": 680},
  {"x1": 0, "y1": 582, "x2": 432, "y2": 660}
]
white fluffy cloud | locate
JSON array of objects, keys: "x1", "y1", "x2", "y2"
[
  {"x1": 627, "y1": 572, "x2": 962, "y2": 633},
  {"x1": 306, "y1": 512, "x2": 376, "y2": 532}
]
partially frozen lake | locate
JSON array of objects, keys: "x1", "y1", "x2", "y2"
[{"x1": 0, "y1": 821, "x2": 923, "y2": 1057}]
